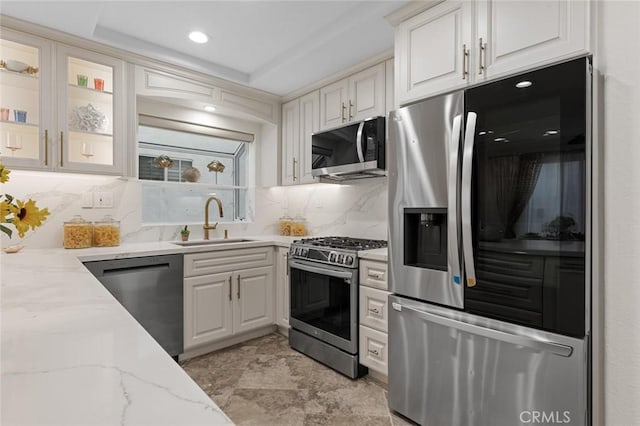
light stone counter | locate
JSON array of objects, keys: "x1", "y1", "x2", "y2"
[
  {"x1": 0, "y1": 235, "x2": 295, "y2": 425},
  {"x1": 358, "y1": 247, "x2": 388, "y2": 262}
]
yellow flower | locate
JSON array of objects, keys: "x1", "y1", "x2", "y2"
[
  {"x1": 0, "y1": 164, "x2": 10, "y2": 183},
  {"x1": 11, "y1": 199, "x2": 50, "y2": 238},
  {"x1": 0, "y1": 200, "x2": 10, "y2": 222}
]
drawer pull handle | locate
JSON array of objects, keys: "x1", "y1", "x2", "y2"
[
  {"x1": 368, "y1": 271, "x2": 384, "y2": 279},
  {"x1": 368, "y1": 307, "x2": 380, "y2": 314},
  {"x1": 368, "y1": 349, "x2": 380, "y2": 356}
]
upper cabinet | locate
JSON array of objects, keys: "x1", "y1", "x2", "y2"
[
  {"x1": 395, "y1": 1, "x2": 473, "y2": 104},
  {"x1": 319, "y1": 63, "x2": 386, "y2": 130},
  {"x1": 282, "y1": 91, "x2": 319, "y2": 186},
  {"x1": 0, "y1": 28, "x2": 125, "y2": 174},
  {"x1": 56, "y1": 45, "x2": 125, "y2": 174},
  {"x1": 393, "y1": 0, "x2": 590, "y2": 105}
]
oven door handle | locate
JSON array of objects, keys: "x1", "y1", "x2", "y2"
[{"x1": 289, "y1": 259, "x2": 354, "y2": 280}]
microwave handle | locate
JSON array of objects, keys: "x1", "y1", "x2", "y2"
[{"x1": 356, "y1": 121, "x2": 365, "y2": 163}]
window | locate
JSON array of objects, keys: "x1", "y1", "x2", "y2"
[{"x1": 137, "y1": 116, "x2": 253, "y2": 224}]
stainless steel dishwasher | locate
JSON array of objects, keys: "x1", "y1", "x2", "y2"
[{"x1": 84, "y1": 254, "x2": 183, "y2": 358}]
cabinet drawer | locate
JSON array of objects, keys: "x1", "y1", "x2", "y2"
[
  {"x1": 359, "y1": 286, "x2": 391, "y2": 333},
  {"x1": 359, "y1": 325, "x2": 388, "y2": 376},
  {"x1": 185, "y1": 247, "x2": 273, "y2": 277},
  {"x1": 359, "y1": 259, "x2": 388, "y2": 290}
]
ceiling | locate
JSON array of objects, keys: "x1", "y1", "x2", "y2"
[{"x1": 0, "y1": 1, "x2": 408, "y2": 96}]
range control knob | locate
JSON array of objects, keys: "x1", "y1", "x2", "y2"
[
  {"x1": 302, "y1": 248, "x2": 309, "y2": 256},
  {"x1": 337, "y1": 254, "x2": 344, "y2": 264},
  {"x1": 329, "y1": 252, "x2": 337, "y2": 263},
  {"x1": 345, "y1": 255, "x2": 354, "y2": 266}
]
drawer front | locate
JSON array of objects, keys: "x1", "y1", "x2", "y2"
[
  {"x1": 359, "y1": 286, "x2": 391, "y2": 333},
  {"x1": 359, "y1": 259, "x2": 388, "y2": 290},
  {"x1": 359, "y1": 325, "x2": 388, "y2": 376},
  {"x1": 185, "y1": 247, "x2": 273, "y2": 277}
]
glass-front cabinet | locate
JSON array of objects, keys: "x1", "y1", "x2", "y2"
[
  {"x1": 56, "y1": 45, "x2": 124, "y2": 174},
  {"x1": 0, "y1": 28, "x2": 124, "y2": 175},
  {"x1": 0, "y1": 29, "x2": 51, "y2": 168}
]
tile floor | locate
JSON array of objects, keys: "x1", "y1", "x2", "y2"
[{"x1": 182, "y1": 333, "x2": 414, "y2": 425}]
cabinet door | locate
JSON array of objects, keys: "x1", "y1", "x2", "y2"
[
  {"x1": 359, "y1": 325, "x2": 388, "y2": 376},
  {"x1": 349, "y1": 63, "x2": 385, "y2": 122},
  {"x1": 476, "y1": 0, "x2": 589, "y2": 80},
  {"x1": 233, "y1": 266, "x2": 274, "y2": 334},
  {"x1": 184, "y1": 272, "x2": 233, "y2": 350},
  {"x1": 281, "y1": 98, "x2": 299, "y2": 186},
  {"x1": 319, "y1": 78, "x2": 349, "y2": 130},
  {"x1": 298, "y1": 91, "x2": 319, "y2": 184},
  {"x1": 0, "y1": 29, "x2": 53, "y2": 170},
  {"x1": 275, "y1": 247, "x2": 290, "y2": 329},
  {"x1": 396, "y1": 0, "x2": 472, "y2": 105},
  {"x1": 56, "y1": 44, "x2": 125, "y2": 175}
]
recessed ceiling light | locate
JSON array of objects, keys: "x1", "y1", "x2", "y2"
[
  {"x1": 515, "y1": 80, "x2": 533, "y2": 89},
  {"x1": 493, "y1": 137, "x2": 509, "y2": 142},
  {"x1": 543, "y1": 130, "x2": 559, "y2": 136},
  {"x1": 189, "y1": 31, "x2": 209, "y2": 44},
  {"x1": 204, "y1": 105, "x2": 216, "y2": 112}
]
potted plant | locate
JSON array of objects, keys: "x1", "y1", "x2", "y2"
[{"x1": 180, "y1": 225, "x2": 190, "y2": 241}]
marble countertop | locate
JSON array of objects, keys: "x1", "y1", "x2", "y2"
[
  {"x1": 0, "y1": 235, "x2": 296, "y2": 425},
  {"x1": 358, "y1": 247, "x2": 388, "y2": 262}
]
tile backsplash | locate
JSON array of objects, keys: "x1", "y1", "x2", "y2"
[{"x1": 1, "y1": 170, "x2": 388, "y2": 249}]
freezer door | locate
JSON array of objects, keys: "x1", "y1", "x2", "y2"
[
  {"x1": 388, "y1": 92, "x2": 464, "y2": 308},
  {"x1": 388, "y1": 295, "x2": 587, "y2": 426}
]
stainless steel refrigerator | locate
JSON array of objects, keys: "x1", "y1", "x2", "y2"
[{"x1": 388, "y1": 57, "x2": 591, "y2": 425}]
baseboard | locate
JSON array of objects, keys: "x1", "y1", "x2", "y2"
[
  {"x1": 179, "y1": 325, "x2": 276, "y2": 361},
  {"x1": 366, "y1": 368, "x2": 388, "y2": 385},
  {"x1": 276, "y1": 324, "x2": 290, "y2": 337}
]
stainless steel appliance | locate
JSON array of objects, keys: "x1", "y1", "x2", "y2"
[
  {"x1": 388, "y1": 57, "x2": 591, "y2": 425},
  {"x1": 288, "y1": 236, "x2": 387, "y2": 378},
  {"x1": 311, "y1": 116, "x2": 386, "y2": 179},
  {"x1": 83, "y1": 254, "x2": 184, "y2": 358}
]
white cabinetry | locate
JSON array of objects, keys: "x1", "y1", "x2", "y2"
[
  {"x1": 394, "y1": 0, "x2": 589, "y2": 104},
  {"x1": 395, "y1": 1, "x2": 472, "y2": 104},
  {"x1": 281, "y1": 91, "x2": 318, "y2": 186},
  {"x1": 183, "y1": 247, "x2": 274, "y2": 351},
  {"x1": 358, "y1": 258, "x2": 390, "y2": 377},
  {"x1": 475, "y1": 0, "x2": 589, "y2": 81},
  {"x1": 0, "y1": 29, "x2": 125, "y2": 174},
  {"x1": 319, "y1": 63, "x2": 385, "y2": 130},
  {"x1": 275, "y1": 246, "x2": 290, "y2": 333}
]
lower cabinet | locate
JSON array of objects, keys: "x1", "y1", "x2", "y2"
[
  {"x1": 183, "y1": 248, "x2": 274, "y2": 351},
  {"x1": 275, "y1": 246, "x2": 290, "y2": 331},
  {"x1": 358, "y1": 259, "x2": 390, "y2": 377}
]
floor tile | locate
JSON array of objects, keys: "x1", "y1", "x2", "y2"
[{"x1": 182, "y1": 333, "x2": 416, "y2": 426}]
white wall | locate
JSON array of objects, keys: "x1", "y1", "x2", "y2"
[{"x1": 598, "y1": 1, "x2": 640, "y2": 424}]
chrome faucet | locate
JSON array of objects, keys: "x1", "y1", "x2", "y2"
[{"x1": 203, "y1": 195, "x2": 224, "y2": 240}]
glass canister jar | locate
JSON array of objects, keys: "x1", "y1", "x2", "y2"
[
  {"x1": 63, "y1": 215, "x2": 93, "y2": 249},
  {"x1": 93, "y1": 215, "x2": 121, "y2": 247},
  {"x1": 279, "y1": 215, "x2": 293, "y2": 236},
  {"x1": 290, "y1": 215, "x2": 308, "y2": 237}
]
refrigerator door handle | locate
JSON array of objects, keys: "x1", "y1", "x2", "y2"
[
  {"x1": 398, "y1": 302, "x2": 574, "y2": 357},
  {"x1": 448, "y1": 114, "x2": 463, "y2": 286},
  {"x1": 461, "y1": 112, "x2": 477, "y2": 287},
  {"x1": 356, "y1": 121, "x2": 366, "y2": 163}
]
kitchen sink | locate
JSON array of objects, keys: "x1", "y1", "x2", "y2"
[{"x1": 173, "y1": 238, "x2": 256, "y2": 247}]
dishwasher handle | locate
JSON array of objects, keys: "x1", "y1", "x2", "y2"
[{"x1": 101, "y1": 263, "x2": 170, "y2": 276}]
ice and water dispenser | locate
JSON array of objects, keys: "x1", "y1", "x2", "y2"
[{"x1": 404, "y1": 208, "x2": 448, "y2": 271}]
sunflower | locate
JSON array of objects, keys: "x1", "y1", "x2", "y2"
[
  {"x1": 0, "y1": 200, "x2": 10, "y2": 222},
  {"x1": 11, "y1": 199, "x2": 50, "y2": 238},
  {"x1": 0, "y1": 164, "x2": 10, "y2": 183}
]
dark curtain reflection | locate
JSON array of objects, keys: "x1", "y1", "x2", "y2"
[{"x1": 491, "y1": 153, "x2": 543, "y2": 238}]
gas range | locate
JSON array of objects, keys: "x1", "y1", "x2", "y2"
[{"x1": 290, "y1": 236, "x2": 387, "y2": 268}]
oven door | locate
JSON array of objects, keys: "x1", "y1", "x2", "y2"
[{"x1": 289, "y1": 258, "x2": 358, "y2": 354}]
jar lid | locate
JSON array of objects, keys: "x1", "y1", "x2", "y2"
[
  {"x1": 65, "y1": 215, "x2": 88, "y2": 224},
  {"x1": 97, "y1": 215, "x2": 119, "y2": 224},
  {"x1": 279, "y1": 215, "x2": 293, "y2": 220},
  {"x1": 293, "y1": 215, "x2": 306, "y2": 221}
]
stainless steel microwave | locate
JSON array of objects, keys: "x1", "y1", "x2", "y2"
[{"x1": 311, "y1": 116, "x2": 386, "y2": 180}]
